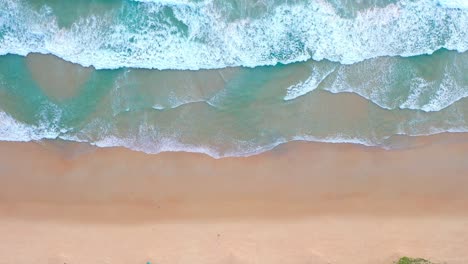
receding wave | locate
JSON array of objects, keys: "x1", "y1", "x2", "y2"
[
  {"x1": 0, "y1": 0, "x2": 467, "y2": 70},
  {"x1": 284, "y1": 50, "x2": 468, "y2": 112},
  {"x1": 1, "y1": 52, "x2": 468, "y2": 158}
]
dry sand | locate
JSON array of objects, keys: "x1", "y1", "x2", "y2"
[{"x1": 1, "y1": 134, "x2": 468, "y2": 264}]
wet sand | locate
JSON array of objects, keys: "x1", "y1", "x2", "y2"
[{"x1": 1, "y1": 134, "x2": 468, "y2": 264}]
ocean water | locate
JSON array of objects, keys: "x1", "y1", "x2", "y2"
[{"x1": 1, "y1": 0, "x2": 468, "y2": 157}]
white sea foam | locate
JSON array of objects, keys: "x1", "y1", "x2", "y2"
[
  {"x1": 0, "y1": 111, "x2": 59, "y2": 141},
  {"x1": 1, "y1": 107, "x2": 467, "y2": 158},
  {"x1": 152, "y1": 104, "x2": 165, "y2": 110},
  {"x1": 437, "y1": 0, "x2": 468, "y2": 9},
  {"x1": 132, "y1": 0, "x2": 203, "y2": 6},
  {"x1": 284, "y1": 64, "x2": 336, "y2": 101},
  {"x1": 92, "y1": 133, "x2": 379, "y2": 158},
  {"x1": 418, "y1": 70, "x2": 468, "y2": 112},
  {"x1": 292, "y1": 135, "x2": 376, "y2": 147},
  {"x1": 321, "y1": 54, "x2": 468, "y2": 112},
  {"x1": 92, "y1": 134, "x2": 223, "y2": 157},
  {"x1": 0, "y1": 0, "x2": 467, "y2": 70}
]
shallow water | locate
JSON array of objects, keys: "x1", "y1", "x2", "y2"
[{"x1": 1, "y1": 0, "x2": 468, "y2": 157}]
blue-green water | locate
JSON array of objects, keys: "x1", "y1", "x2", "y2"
[{"x1": 1, "y1": 0, "x2": 468, "y2": 157}]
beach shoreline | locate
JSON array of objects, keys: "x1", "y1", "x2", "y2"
[
  {"x1": 2, "y1": 1, "x2": 468, "y2": 263},
  {"x1": 1, "y1": 133, "x2": 468, "y2": 263}
]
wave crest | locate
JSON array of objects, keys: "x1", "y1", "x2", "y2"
[{"x1": 0, "y1": 0, "x2": 467, "y2": 69}]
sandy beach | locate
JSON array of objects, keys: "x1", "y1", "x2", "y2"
[
  {"x1": 2, "y1": 1, "x2": 468, "y2": 263},
  {"x1": 1, "y1": 133, "x2": 468, "y2": 264}
]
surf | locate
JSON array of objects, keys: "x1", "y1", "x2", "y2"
[{"x1": 1, "y1": 0, "x2": 467, "y2": 70}]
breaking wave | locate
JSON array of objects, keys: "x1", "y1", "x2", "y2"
[{"x1": 0, "y1": 0, "x2": 467, "y2": 70}]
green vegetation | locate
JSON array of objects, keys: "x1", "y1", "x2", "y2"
[{"x1": 396, "y1": 257, "x2": 433, "y2": 264}]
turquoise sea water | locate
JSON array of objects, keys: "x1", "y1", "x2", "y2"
[{"x1": 1, "y1": 0, "x2": 468, "y2": 157}]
